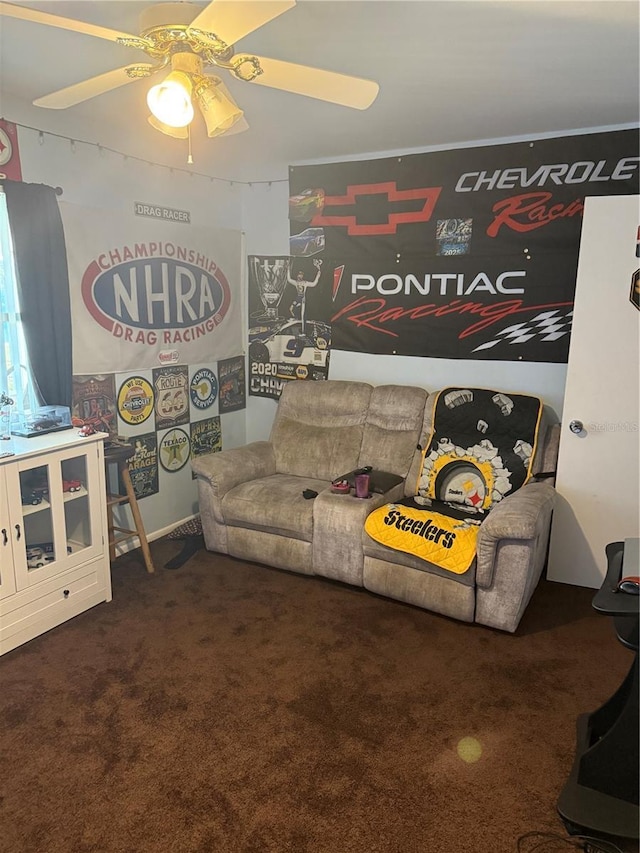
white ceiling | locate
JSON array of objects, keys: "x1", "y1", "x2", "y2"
[{"x1": 0, "y1": 0, "x2": 639, "y2": 181}]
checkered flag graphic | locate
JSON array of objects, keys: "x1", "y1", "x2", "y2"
[{"x1": 471, "y1": 309, "x2": 573, "y2": 353}]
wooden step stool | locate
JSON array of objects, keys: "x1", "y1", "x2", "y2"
[{"x1": 104, "y1": 442, "x2": 155, "y2": 573}]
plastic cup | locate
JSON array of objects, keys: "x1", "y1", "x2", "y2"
[{"x1": 354, "y1": 472, "x2": 370, "y2": 498}]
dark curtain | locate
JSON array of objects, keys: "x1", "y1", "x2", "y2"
[{"x1": 4, "y1": 180, "x2": 72, "y2": 408}]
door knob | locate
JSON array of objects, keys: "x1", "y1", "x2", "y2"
[{"x1": 569, "y1": 419, "x2": 585, "y2": 435}]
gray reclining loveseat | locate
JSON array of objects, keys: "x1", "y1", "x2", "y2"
[{"x1": 192, "y1": 379, "x2": 559, "y2": 632}]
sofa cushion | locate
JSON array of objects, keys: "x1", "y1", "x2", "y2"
[
  {"x1": 270, "y1": 380, "x2": 372, "y2": 480},
  {"x1": 363, "y1": 557, "x2": 476, "y2": 623},
  {"x1": 221, "y1": 474, "x2": 329, "y2": 541},
  {"x1": 358, "y1": 384, "x2": 428, "y2": 476}
]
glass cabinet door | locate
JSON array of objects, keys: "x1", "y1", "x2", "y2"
[
  {"x1": 18, "y1": 462, "x2": 56, "y2": 579},
  {"x1": 61, "y1": 454, "x2": 93, "y2": 557},
  {"x1": 13, "y1": 444, "x2": 103, "y2": 589}
]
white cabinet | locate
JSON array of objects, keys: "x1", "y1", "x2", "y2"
[{"x1": 0, "y1": 430, "x2": 112, "y2": 655}]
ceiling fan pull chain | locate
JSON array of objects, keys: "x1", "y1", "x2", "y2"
[{"x1": 187, "y1": 124, "x2": 194, "y2": 165}]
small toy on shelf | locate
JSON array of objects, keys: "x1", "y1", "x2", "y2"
[
  {"x1": 72, "y1": 409, "x2": 113, "y2": 435},
  {"x1": 21, "y1": 489, "x2": 43, "y2": 506},
  {"x1": 11, "y1": 405, "x2": 72, "y2": 438}
]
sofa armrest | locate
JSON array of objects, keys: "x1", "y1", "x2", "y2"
[
  {"x1": 476, "y1": 482, "x2": 556, "y2": 588},
  {"x1": 191, "y1": 441, "x2": 276, "y2": 498}
]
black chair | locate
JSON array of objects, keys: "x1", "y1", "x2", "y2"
[{"x1": 557, "y1": 539, "x2": 639, "y2": 840}]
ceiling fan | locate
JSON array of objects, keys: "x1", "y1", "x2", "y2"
[{"x1": 0, "y1": 0, "x2": 380, "y2": 141}]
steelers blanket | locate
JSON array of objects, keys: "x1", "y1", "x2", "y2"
[
  {"x1": 364, "y1": 388, "x2": 543, "y2": 574},
  {"x1": 365, "y1": 501, "x2": 481, "y2": 574}
]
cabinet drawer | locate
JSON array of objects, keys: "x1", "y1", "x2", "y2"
[
  {"x1": 0, "y1": 559, "x2": 110, "y2": 656},
  {"x1": 0, "y1": 560, "x2": 107, "y2": 616}
]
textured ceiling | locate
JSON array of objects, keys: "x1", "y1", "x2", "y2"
[{"x1": 0, "y1": 0, "x2": 638, "y2": 181}]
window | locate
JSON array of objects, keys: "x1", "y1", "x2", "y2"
[{"x1": 0, "y1": 191, "x2": 39, "y2": 428}]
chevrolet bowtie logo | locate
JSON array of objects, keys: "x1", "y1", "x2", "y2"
[{"x1": 311, "y1": 181, "x2": 442, "y2": 235}]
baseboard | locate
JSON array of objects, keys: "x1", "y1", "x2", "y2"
[{"x1": 112, "y1": 514, "x2": 199, "y2": 557}]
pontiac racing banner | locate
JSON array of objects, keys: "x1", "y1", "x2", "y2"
[
  {"x1": 289, "y1": 129, "x2": 639, "y2": 362},
  {"x1": 62, "y1": 202, "x2": 243, "y2": 372},
  {"x1": 247, "y1": 255, "x2": 331, "y2": 399}
]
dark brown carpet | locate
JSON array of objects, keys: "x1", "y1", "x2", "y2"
[{"x1": 0, "y1": 539, "x2": 637, "y2": 853}]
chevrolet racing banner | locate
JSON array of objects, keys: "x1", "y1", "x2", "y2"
[
  {"x1": 62, "y1": 202, "x2": 243, "y2": 372},
  {"x1": 289, "y1": 129, "x2": 639, "y2": 362}
]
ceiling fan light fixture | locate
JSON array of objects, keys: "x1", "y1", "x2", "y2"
[
  {"x1": 194, "y1": 77, "x2": 244, "y2": 138},
  {"x1": 147, "y1": 114, "x2": 189, "y2": 138},
  {"x1": 230, "y1": 55, "x2": 263, "y2": 83},
  {"x1": 147, "y1": 70, "x2": 194, "y2": 128}
]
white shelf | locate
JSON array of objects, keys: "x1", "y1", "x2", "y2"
[
  {"x1": 67, "y1": 538, "x2": 88, "y2": 554},
  {"x1": 21, "y1": 486, "x2": 88, "y2": 516},
  {"x1": 21, "y1": 497, "x2": 51, "y2": 516}
]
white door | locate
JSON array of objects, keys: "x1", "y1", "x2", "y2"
[{"x1": 547, "y1": 194, "x2": 640, "y2": 588}]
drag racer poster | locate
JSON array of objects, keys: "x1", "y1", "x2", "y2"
[
  {"x1": 72, "y1": 374, "x2": 118, "y2": 437},
  {"x1": 124, "y1": 433, "x2": 159, "y2": 500},
  {"x1": 61, "y1": 202, "x2": 243, "y2": 372},
  {"x1": 248, "y1": 255, "x2": 331, "y2": 399},
  {"x1": 190, "y1": 416, "x2": 222, "y2": 460},
  {"x1": 218, "y1": 355, "x2": 246, "y2": 412},
  {"x1": 289, "y1": 129, "x2": 639, "y2": 362}
]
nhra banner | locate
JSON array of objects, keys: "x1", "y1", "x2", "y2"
[
  {"x1": 62, "y1": 202, "x2": 243, "y2": 372},
  {"x1": 289, "y1": 129, "x2": 639, "y2": 362},
  {"x1": 247, "y1": 255, "x2": 331, "y2": 399}
]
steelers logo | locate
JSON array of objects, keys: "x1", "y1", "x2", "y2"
[{"x1": 435, "y1": 461, "x2": 487, "y2": 508}]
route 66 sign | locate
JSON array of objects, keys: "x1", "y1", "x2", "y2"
[{"x1": 153, "y1": 365, "x2": 189, "y2": 429}]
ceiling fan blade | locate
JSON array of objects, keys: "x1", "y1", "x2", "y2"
[
  {"x1": 0, "y1": 1, "x2": 138, "y2": 42},
  {"x1": 34, "y1": 64, "x2": 154, "y2": 109},
  {"x1": 242, "y1": 56, "x2": 379, "y2": 110},
  {"x1": 189, "y1": 0, "x2": 295, "y2": 47}
]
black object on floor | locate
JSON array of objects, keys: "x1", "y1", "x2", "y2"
[
  {"x1": 164, "y1": 516, "x2": 205, "y2": 569},
  {"x1": 164, "y1": 534, "x2": 205, "y2": 570}
]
